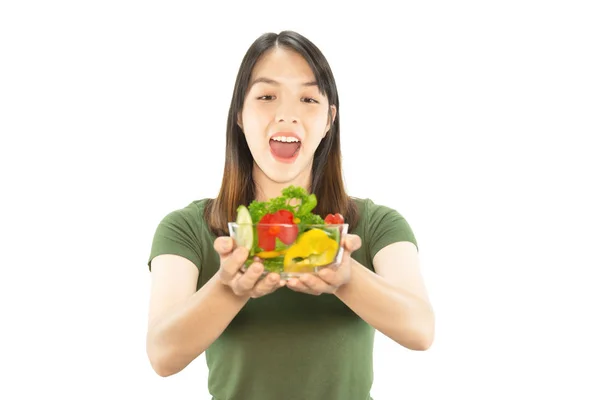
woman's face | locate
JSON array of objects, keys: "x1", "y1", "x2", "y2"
[{"x1": 238, "y1": 47, "x2": 336, "y2": 189}]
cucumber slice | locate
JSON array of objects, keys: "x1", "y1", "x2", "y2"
[{"x1": 235, "y1": 205, "x2": 254, "y2": 250}]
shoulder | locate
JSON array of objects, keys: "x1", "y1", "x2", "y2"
[
  {"x1": 148, "y1": 198, "x2": 215, "y2": 272},
  {"x1": 159, "y1": 198, "x2": 211, "y2": 225},
  {"x1": 154, "y1": 198, "x2": 217, "y2": 243},
  {"x1": 350, "y1": 196, "x2": 408, "y2": 222},
  {"x1": 349, "y1": 196, "x2": 418, "y2": 255}
]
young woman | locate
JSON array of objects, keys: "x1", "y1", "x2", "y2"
[{"x1": 146, "y1": 30, "x2": 434, "y2": 400}]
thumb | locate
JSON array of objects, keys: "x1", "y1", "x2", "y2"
[
  {"x1": 214, "y1": 236, "x2": 234, "y2": 257},
  {"x1": 343, "y1": 234, "x2": 362, "y2": 252}
]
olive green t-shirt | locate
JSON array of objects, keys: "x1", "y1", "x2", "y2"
[{"x1": 147, "y1": 197, "x2": 417, "y2": 400}]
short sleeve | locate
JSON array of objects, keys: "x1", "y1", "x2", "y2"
[
  {"x1": 147, "y1": 206, "x2": 203, "y2": 272},
  {"x1": 366, "y1": 200, "x2": 418, "y2": 260}
]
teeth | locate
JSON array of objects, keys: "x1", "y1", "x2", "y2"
[{"x1": 272, "y1": 136, "x2": 299, "y2": 143}]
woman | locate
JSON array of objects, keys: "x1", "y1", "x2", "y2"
[{"x1": 146, "y1": 30, "x2": 434, "y2": 400}]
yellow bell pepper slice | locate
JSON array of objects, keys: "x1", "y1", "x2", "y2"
[
  {"x1": 255, "y1": 249, "x2": 287, "y2": 258},
  {"x1": 283, "y1": 229, "x2": 339, "y2": 272}
]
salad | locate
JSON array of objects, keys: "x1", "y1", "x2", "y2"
[{"x1": 232, "y1": 185, "x2": 346, "y2": 274}]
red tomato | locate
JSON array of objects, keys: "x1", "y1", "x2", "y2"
[
  {"x1": 257, "y1": 210, "x2": 298, "y2": 250},
  {"x1": 324, "y1": 213, "x2": 344, "y2": 224},
  {"x1": 257, "y1": 229, "x2": 276, "y2": 251}
]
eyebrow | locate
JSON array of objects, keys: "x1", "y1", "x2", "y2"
[{"x1": 249, "y1": 77, "x2": 318, "y2": 89}]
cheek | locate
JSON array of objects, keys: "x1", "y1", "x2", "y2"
[
  {"x1": 303, "y1": 109, "x2": 329, "y2": 132},
  {"x1": 243, "y1": 105, "x2": 272, "y2": 130}
]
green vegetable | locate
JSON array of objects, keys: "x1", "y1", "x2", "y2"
[
  {"x1": 243, "y1": 256, "x2": 285, "y2": 273},
  {"x1": 235, "y1": 205, "x2": 254, "y2": 251},
  {"x1": 238, "y1": 185, "x2": 332, "y2": 273},
  {"x1": 274, "y1": 237, "x2": 288, "y2": 251},
  {"x1": 247, "y1": 185, "x2": 324, "y2": 225},
  {"x1": 297, "y1": 194, "x2": 317, "y2": 216}
]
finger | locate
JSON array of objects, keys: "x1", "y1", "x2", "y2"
[
  {"x1": 214, "y1": 236, "x2": 235, "y2": 256},
  {"x1": 220, "y1": 247, "x2": 249, "y2": 282},
  {"x1": 317, "y1": 267, "x2": 338, "y2": 286},
  {"x1": 342, "y1": 234, "x2": 362, "y2": 252},
  {"x1": 287, "y1": 277, "x2": 321, "y2": 295},
  {"x1": 250, "y1": 272, "x2": 282, "y2": 298},
  {"x1": 300, "y1": 274, "x2": 335, "y2": 294},
  {"x1": 233, "y1": 262, "x2": 264, "y2": 294},
  {"x1": 338, "y1": 244, "x2": 353, "y2": 276}
]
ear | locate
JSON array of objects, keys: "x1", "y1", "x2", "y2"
[
  {"x1": 237, "y1": 111, "x2": 243, "y2": 131},
  {"x1": 324, "y1": 104, "x2": 337, "y2": 136}
]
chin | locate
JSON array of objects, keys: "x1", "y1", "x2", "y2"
[
  {"x1": 262, "y1": 162, "x2": 303, "y2": 183},
  {"x1": 265, "y1": 170, "x2": 301, "y2": 184}
]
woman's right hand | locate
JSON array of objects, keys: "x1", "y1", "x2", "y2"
[{"x1": 213, "y1": 237, "x2": 285, "y2": 298}]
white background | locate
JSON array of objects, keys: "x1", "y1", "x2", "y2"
[{"x1": 2, "y1": 1, "x2": 599, "y2": 399}]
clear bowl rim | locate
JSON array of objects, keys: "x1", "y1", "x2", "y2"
[{"x1": 228, "y1": 222, "x2": 348, "y2": 228}]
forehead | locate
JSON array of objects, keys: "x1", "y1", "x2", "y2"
[{"x1": 250, "y1": 47, "x2": 316, "y2": 83}]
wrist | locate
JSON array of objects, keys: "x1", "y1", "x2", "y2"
[{"x1": 334, "y1": 259, "x2": 360, "y2": 296}]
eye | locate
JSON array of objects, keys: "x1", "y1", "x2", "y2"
[
  {"x1": 257, "y1": 95, "x2": 275, "y2": 101},
  {"x1": 302, "y1": 97, "x2": 319, "y2": 104}
]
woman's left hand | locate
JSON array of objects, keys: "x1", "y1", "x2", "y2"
[{"x1": 286, "y1": 234, "x2": 362, "y2": 295}]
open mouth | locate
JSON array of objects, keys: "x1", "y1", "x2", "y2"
[{"x1": 269, "y1": 136, "x2": 301, "y2": 160}]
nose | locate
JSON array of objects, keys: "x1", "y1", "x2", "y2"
[{"x1": 275, "y1": 101, "x2": 299, "y2": 124}]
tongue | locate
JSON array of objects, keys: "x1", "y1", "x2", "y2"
[{"x1": 270, "y1": 140, "x2": 301, "y2": 158}]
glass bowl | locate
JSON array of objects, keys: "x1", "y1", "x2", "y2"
[{"x1": 227, "y1": 222, "x2": 349, "y2": 279}]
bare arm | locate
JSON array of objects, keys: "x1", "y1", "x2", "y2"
[
  {"x1": 146, "y1": 254, "x2": 248, "y2": 377},
  {"x1": 334, "y1": 241, "x2": 435, "y2": 350},
  {"x1": 146, "y1": 238, "x2": 284, "y2": 377},
  {"x1": 288, "y1": 237, "x2": 435, "y2": 351}
]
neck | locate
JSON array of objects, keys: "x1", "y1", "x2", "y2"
[{"x1": 252, "y1": 162, "x2": 312, "y2": 202}]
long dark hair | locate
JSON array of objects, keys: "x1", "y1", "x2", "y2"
[{"x1": 205, "y1": 30, "x2": 358, "y2": 236}]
